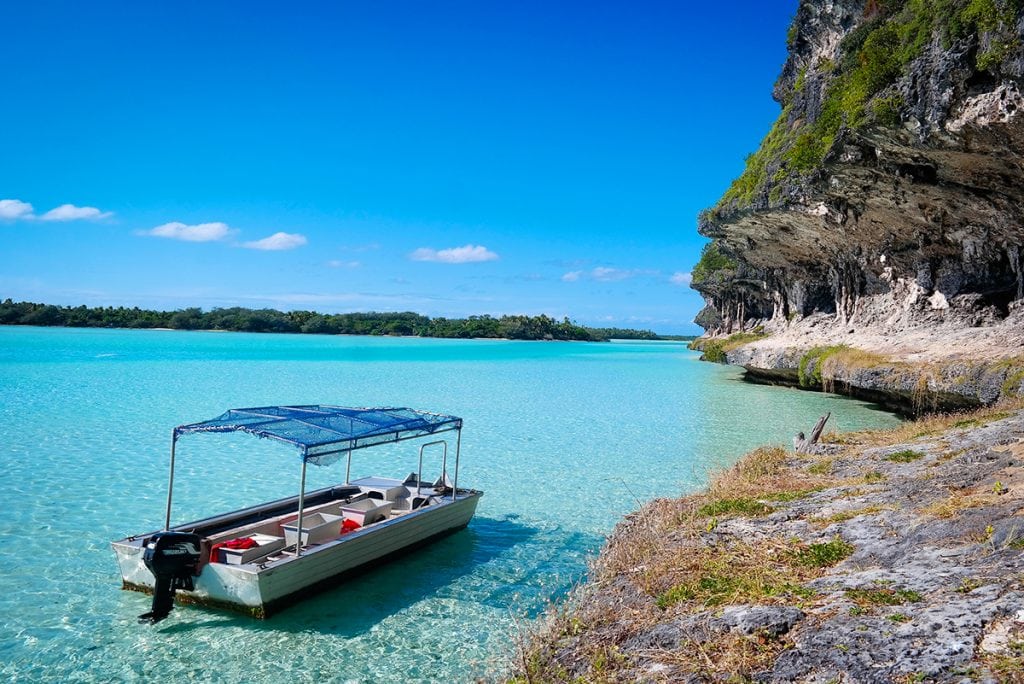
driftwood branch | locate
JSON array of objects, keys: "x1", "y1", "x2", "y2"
[{"x1": 795, "y1": 412, "x2": 831, "y2": 453}]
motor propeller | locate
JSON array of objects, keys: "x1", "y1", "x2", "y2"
[{"x1": 138, "y1": 531, "x2": 201, "y2": 624}]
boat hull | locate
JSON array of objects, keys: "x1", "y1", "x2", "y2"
[{"x1": 113, "y1": 491, "x2": 481, "y2": 618}]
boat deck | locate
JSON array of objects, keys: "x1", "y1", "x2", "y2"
[{"x1": 115, "y1": 476, "x2": 463, "y2": 573}]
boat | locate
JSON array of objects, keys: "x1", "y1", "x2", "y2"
[{"x1": 111, "y1": 405, "x2": 483, "y2": 621}]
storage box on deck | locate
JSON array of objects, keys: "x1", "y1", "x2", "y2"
[
  {"x1": 350, "y1": 476, "x2": 407, "y2": 502},
  {"x1": 341, "y1": 498, "x2": 393, "y2": 526},
  {"x1": 221, "y1": 533, "x2": 285, "y2": 564},
  {"x1": 282, "y1": 512, "x2": 343, "y2": 546}
]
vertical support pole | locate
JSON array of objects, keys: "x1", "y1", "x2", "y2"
[
  {"x1": 417, "y1": 446, "x2": 423, "y2": 496},
  {"x1": 294, "y1": 459, "x2": 308, "y2": 557},
  {"x1": 453, "y1": 428, "x2": 461, "y2": 502},
  {"x1": 164, "y1": 431, "x2": 177, "y2": 530},
  {"x1": 440, "y1": 442, "x2": 448, "y2": 488},
  {"x1": 345, "y1": 450, "x2": 352, "y2": 485}
]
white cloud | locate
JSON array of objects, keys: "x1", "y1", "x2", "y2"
[
  {"x1": 0, "y1": 199, "x2": 34, "y2": 220},
  {"x1": 40, "y1": 204, "x2": 113, "y2": 221},
  {"x1": 409, "y1": 244, "x2": 498, "y2": 263},
  {"x1": 670, "y1": 271, "x2": 692, "y2": 286},
  {"x1": 592, "y1": 267, "x2": 634, "y2": 282},
  {"x1": 144, "y1": 221, "x2": 234, "y2": 242},
  {"x1": 242, "y1": 231, "x2": 308, "y2": 251},
  {"x1": 561, "y1": 266, "x2": 662, "y2": 283},
  {"x1": 327, "y1": 259, "x2": 361, "y2": 269}
]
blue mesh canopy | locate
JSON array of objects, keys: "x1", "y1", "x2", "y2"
[{"x1": 174, "y1": 405, "x2": 462, "y2": 465}]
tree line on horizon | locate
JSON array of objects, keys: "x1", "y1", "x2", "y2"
[{"x1": 0, "y1": 299, "x2": 672, "y2": 342}]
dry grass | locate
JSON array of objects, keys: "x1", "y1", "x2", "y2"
[
  {"x1": 706, "y1": 445, "x2": 835, "y2": 502},
  {"x1": 597, "y1": 445, "x2": 836, "y2": 581},
  {"x1": 978, "y1": 646, "x2": 1024, "y2": 684},
  {"x1": 840, "y1": 397, "x2": 1024, "y2": 447},
  {"x1": 654, "y1": 629, "x2": 792, "y2": 681},
  {"x1": 514, "y1": 445, "x2": 847, "y2": 682},
  {"x1": 594, "y1": 496, "x2": 704, "y2": 581},
  {"x1": 917, "y1": 490, "x2": 998, "y2": 519}
]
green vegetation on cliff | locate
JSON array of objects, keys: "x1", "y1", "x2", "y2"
[
  {"x1": 717, "y1": 0, "x2": 1022, "y2": 212},
  {"x1": 0, "y1": 299, "x2": 662, "y2": 342},
  {"x1": 690, "y1": 241, "x2": 738, "y2": 287}
]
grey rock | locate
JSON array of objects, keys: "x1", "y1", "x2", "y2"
[{"x1": 719, "y1": 605, "x2": 805, "y2": 637}]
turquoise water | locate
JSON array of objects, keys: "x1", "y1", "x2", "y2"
[{"x1": 0, "y1": 327, "x2": 900, "y2": 682}]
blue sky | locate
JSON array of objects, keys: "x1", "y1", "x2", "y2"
[{"x1": 0, "y1": 1, "x2": 795, "y2": 334}]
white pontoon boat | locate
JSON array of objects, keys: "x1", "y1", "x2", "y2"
[{"x1": 112, "y1": 405, "x2": 482, "y2": 621}]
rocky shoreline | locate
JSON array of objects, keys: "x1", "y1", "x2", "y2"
[
  {"x1": 689, "y1": 292, "x2": 1024, "y2": 416},
  {"x1": 510, "y1": 402, "x2": 1024, "y2": 682}
]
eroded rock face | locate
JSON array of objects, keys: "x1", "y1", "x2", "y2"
[{"x1": 694, "y1": 0, "x2": 1024, "y2": 335}]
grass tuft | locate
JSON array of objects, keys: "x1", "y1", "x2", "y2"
[
  {"x1": 697, "y1": 497, "x2": 775, "y2": 517},
  {"x1": 885, "y1": 449, "x2": 925, "y2": 463},
  {"x1": 790, "y1": 537, "x2": 855, "y2": 568},
  {"x1": 846, "y1": 586, "x2": 923, "y2": 606}
]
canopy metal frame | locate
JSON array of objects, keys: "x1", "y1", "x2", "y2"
[{"x1": 162, "y1": 406, "x2": 464, "y2": 556}]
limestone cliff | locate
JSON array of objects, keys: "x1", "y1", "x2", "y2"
[{"x1": 693, "y1": 0, "x2": 1024, "y2": 337}]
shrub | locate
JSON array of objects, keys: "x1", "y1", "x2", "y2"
[
  {"x1": 691, "y1": 242, "x2": 737, "y2": 286},
  {"x1": 701, "y1": 339, "x2": 726, "y2": 363}
]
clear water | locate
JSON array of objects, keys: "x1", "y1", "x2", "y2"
[{"x1": 0, "y1": 327, "x2": 900, "y2": 682}]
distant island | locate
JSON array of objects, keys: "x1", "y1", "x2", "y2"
[{"x1": 0, "y1": 299, "x2": 690, "y2": 342}]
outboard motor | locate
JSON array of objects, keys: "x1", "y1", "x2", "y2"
[{"x1": 138, "y1": 531, "x2": 201, "y2": 624}]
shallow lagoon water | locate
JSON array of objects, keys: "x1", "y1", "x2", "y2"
[{"x1": 0, "y1": 327, "x2": 900, "y2": 681}]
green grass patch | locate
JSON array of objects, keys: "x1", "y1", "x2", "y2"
[
  {"x1": 863, "y1": 470, "x2": 887, "y2": 483},
  {"x1": 846, "y1": 587, "x2": 923, "y2": 606},
  {"x1": 698, "y1": 497, "x2": 775, "y2": 518},
  {"x1": 764, "y1": 488, "x2": 823, "y2": 502},
  {"x1": 698, "y1": 330, "x2": 768, "y2": 364},
  {"x1": 807, "y1": 458, "x2": 835, "y2": 475},
  {"x1": 791, "y1": 537, "x2": 854, "y2": 568},
  {"x1": 656, "y1": 573, "x2": 813, "y2": 609},
  {"x1": 1002, "y1": 367, "x2": 1024, "y2": 396},
  {"x1": 885, "y1": 449, "x2": 925, "y2": 463},
  {"x1": 798, "y1": 345, "x2": 847, "y2": 387}
]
